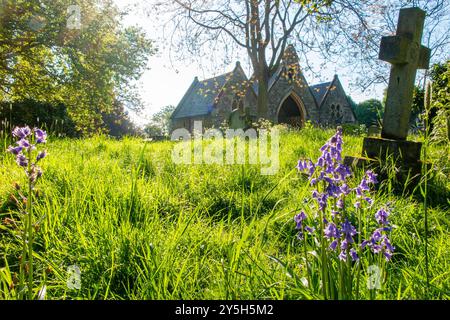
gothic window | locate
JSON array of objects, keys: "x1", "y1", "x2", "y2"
[
  {"x1": 288, "y1": 67, "x2": 295, "y2": 81},
  {"x1": 330, "y1": 104, "x2": 343, "y2": 124},
  {"x1": 232, "y1": 93, "x2": 244, "y2": 113}
]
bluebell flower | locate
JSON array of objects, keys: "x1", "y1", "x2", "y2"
[
  {"x1": 34, "y1": 128, "x2": 47, "y2": 144},
  {"x1": 382, "y1": 235, "x2": 395, "y2": 252},
  {"x1": 16, "y1": 154, "x2": 28, "y2": 167},
  {"x1": 324, "y1": 222, "x2": 340, "y2": 239},
  {"x1": 18, "y1": 139, "x2": 35, "y2": 151},
  {"x1": 12, "y1": 126, "x2": 31, "y2": 139},
  {"x1": 6, "y1": 126, "x2": 48, "y2": 185},
  {"x1": 297, "y1": 160, "x2": 306, "y2": 171},
  {"x1": 359, "y1": 178, "x2": 370, "y2": 191},
  {"x1": 366, "y1": 170, "x2": 378, "y2": 184},
  {"x1": 36, "y1": 151, "x2": 47, "y2": 161},
  {"x1": 341, "y1": 219, "x2": 357, "y2": 243},
  {"x1": 329, "y1": 240, "x2": 338, "y2": 251},
  {"x1": 350, "y1": 248, "x2": 359, "y2": 261},
  {"x1": 375, "y1": 208, "x2": 389, "y2": 225},
  {"x1": 305, "y1": 226, "x2": 315, "y2": 234},
  {"x1": 7, "y1": 145, "x2": 23, "y2": 155},
  {"x1": 294, "y1": 211, "x2": 307, "y2": 230},
  {"x1": 340, "y1": 183, "x2": 351, "y2": 195}
]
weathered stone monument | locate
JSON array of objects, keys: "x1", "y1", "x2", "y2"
[
  {"x1": 229, "y1": 108, "x2": 247, "y2": 130},
  {"x1": 345, "y1": 7, "x2": 430, "y2": 179}
]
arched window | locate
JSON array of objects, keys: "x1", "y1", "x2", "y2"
[
  {"x1": 232, "y1": 93, "x2": 244, "y2": 112},
  {"x1": 288, "y1": 67, "x2": 295, "y2": 81}
]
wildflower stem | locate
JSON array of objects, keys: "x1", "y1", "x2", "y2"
[
  {"x1": 27, "y1": 148, "x2": 34, "y2": 300},
  {"x1": 319, "y1": 210, "x2": 328, "y2": 299},
  {"x1": 302, "y1": 227, "x2": 311, "y2": 293},
  {"x1": 18, "y1": 197, "x2": 28, "y2": 299},
  {"x1": 423, "y1": 80, "x2": 431, "y2": 299}
]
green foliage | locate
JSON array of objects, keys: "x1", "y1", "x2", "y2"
[
  {"x1": 144, "y1": 105, "x2": 175, "y2": 137},
  {"x1": 341, "y1": 123, "x2": 367, "y2": 136},
  {"x1": 0, "y1": 0, "x2": 155, "y2": 134},
  {"x1": 0, "y1": 100, "x2": 77, "y2": 137},
  {"x1": 429, "y1": 61, "x2": 450, "y2": 143},
  {"x1": 102, "y1": 100, "x2": 142, "y2": 138},
  {"x1": 352, "y1": 99, "x2": 384, "y2": 127},
  {"x1": 0, "y1": 129, "x2": 448, "y2": 299}
]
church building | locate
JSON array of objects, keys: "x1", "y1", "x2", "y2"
[{"x1": 170, "y1": 45, "x2": 356, "y2": 131}]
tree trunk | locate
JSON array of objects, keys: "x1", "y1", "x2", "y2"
[{"x1": 256, "y1": 68, "x2": 269, "y2": 119}]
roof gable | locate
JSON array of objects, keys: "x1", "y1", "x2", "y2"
[
  {"x1": 171, "y1": 72, "x2": 232, "y2": 119},
  {"x1": 172, "y1": 62, "x2": 250, "y2": 120},
  {"x1": 310, "y1": 81, "x2": 333, "y2": 107}
]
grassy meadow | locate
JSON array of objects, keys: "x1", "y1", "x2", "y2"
[{"x1": 0, "y1": 128, "x2": 449, "y2": 299}]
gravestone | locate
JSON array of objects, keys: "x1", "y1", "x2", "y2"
[
  {"x1": 344, "y1": 7, "x2": 430, "y2": 180},
  {"x1": 368, "y1": 125, "x2": 381, "y2": 137},
  {"x1": 229, "y1": 108, "x2": 247, "y2": 129}
]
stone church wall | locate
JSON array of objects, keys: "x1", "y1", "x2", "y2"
[{"x1": 319, "y1": 81, "x2": 356, "y2": 125}]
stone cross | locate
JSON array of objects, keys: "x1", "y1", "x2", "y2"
[{"x1": 379, "y1": 7, "x2": 430, "y2": 140}]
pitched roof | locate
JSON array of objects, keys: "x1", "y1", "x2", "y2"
[
  {"x1": 171, "y1": 72, "x2": 232, "y2": 119},
  {"x1": 251, "y1": 66, "x2": 283, "y2": 95},
  {"x1": 310, "y1": 81, "x2": 333, "y2": 107}
]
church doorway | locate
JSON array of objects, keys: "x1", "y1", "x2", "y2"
[{"x1": 277, "y1": 94, "x2": 305, "y2": 127}]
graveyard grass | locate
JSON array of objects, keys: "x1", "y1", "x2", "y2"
[{"x1": 0, "y1": 127, "x2": 449, "y2": 299}]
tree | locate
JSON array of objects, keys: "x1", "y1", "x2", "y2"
[
  {"x1": 429, "y1": 60, "x2": 450, "y2": 142},
  {"x1": 144, "y1": 105, "x2": 175, "y2": 137},
  {"x1": 102, "y1": 100, "x2": 141, "y2": 137},
  {"x1": 148, "y1": 0, "x2": 449, "y2": 114},
  {"x1": 156, "y1": 0, "x2": 364, "y2": 117},
  {"x1": 353, "y1": 99, "x2": 384, "y2": 127},
  {"x1": 0, "y1": 0, "x2": 155, "y2": 134}
]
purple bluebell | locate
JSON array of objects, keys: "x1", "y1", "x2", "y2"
[
  {"x1": 350, "y1": 249, "x2": 359, "y2": 261},
  {"x1": 324, "y1": 222, "x2": 340, "y2": 239},
  {"x1": 340, "y1": 239, "x2": 349, "y2": 250},
  {"x1": 382, "y1": 235, "x2": 395, "y2": 252},
  {"x1": 12, "y1": 126, "x2": 31, "y2": 139},
  {"x1": 375, "y1": 208, "x2": 389, "y2": 225},
  {"x1": 341, "y1": 219, "x2": 357, "y2": 243},
  {"x1": 329, "y1": 240, "x2": 338, "y2": 251},
  {"x1": 16, "y1": 154, "x2": 28, "y2": 167},
  {"x1": 7, "y1": 145, "x2": 23, "y2": 155},
  {"x1": 6, "y1": 126, "x2": 48, "y2": 185},
  {"x1": 340, "y1": 183, "x2": 351, "y2": 195},
  {"x1": 339, "y1": 250, "x2": 347, "y2": 261},
  {"x1": 366, "y1": 170, "x2": 378, "y2": 184},
  {"x1": 359, "y1": 178, "x2": 370, "y2": 191},
  {"x1": 18, "y1": 139, "x2": 32, "y2": 150},
  {"x1": 34, "y1": 128, "x2": 47, "y2": 144},
  {"x1": 294, "y1": 211, "x2": 307, "y2": 230},
  {"x1": 297, "y1": 160, "x2": 305, "y2": 171},
  {"x1": 305, "y1": 226, "x2": 315, "y2": 234},
  {"x1": 317, "y1": 193, "x2": 328, "y2": 211},
  {"x1": 383, "y1": 251, "x2": 392, "y2": 261},
  {"x1": 36, "y1": 150, "x2": 47, "y2": 161}
]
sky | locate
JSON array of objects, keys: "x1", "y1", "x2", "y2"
[{"x1": 113, "y1": 0, "x2": 386, "y2": 126}]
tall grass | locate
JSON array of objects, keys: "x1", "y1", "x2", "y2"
[{"x1": 0, "y1": 128, "x2": 448, "y2": 299}]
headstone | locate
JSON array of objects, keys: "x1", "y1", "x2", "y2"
[
  {"x1": 379, "y1": 7, "x2": 430, "y2": 140},
  {"x1": 344, "y1": 7, "x2": 431, "y2": 184},
  {"x1": 229, "y1": 108, "x2": 247, "y2": 129},
  {"x1": 368, "y1": 125, "x2": 381, "y2": 137}
]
